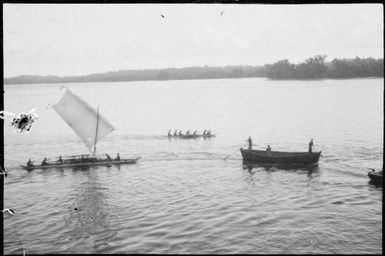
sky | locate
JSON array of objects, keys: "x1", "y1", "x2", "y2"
[{"x1": 3, "y1": 4, "x2": 383, "y2": 77}]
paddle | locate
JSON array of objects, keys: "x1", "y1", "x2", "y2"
[{"x1": 224, "y1": 142, "x2": 247, "y2": 160}]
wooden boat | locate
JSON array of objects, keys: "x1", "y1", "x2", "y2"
[
  {"x1": 368, "y1": 169, "x2": 383, "y2": 185},
  {"x1": 21, "y1": 88, "x2": 140, "y2": 170},
  {"x1": 240, "y1": 148, "x2": 321, "y2": 164}
]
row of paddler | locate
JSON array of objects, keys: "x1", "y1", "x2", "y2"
[{"x1": 167, "y1": 129, "x2": 215, "y2": 137}]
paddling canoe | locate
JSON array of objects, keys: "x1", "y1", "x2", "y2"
[{"x1": 168, "y1": 134, "x2": 216, "y2": 139}]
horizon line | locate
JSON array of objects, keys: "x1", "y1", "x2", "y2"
[{"x1": 4, "y1": 55, "x2": 383, "y2": 79}]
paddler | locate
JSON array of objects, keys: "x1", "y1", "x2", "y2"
[
  {"x1": 27, "y1": 158, "x2": 34, "y2": 166},
  {"x1": 186, "y1": 130, "x2": 191, "y2": 135},
  {"x1": 116, "y1": 153, "x2": 120, "y2": 160},
  {"x1": 193, "y1": 130, "x2": 198, "y2": 136},
  {"x1": 41, "y1": 157, "x2": 48, "y2": 165},
  {"x1": 203, "y1": 130, "x2": 207, "y2": 135},
  {"x1": 173, "y1": 130, "x2": 178, "y2": 136},
  {"x1": 207, "y1": 130, "x2": 212, "y2": 136},
  {"x1": 178, "y1": 130, "x2": 183, "y2": 136},
  {"x1": 106, "y1": 154, "x2": 111, "y2": 160},
  {"x1": 58, "y1": 156, "x2": 63, "y2": 164},
  {"x1": 168, "y1": 130, "x2": 172, "y2": 136}
]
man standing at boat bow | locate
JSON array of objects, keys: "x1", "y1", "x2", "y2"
[
  {"x1": 308, "y1": 139, "x2": 314, "y2": 152},
  {"x1": 247, "y1": 137, "x2": 252, "y2": 151}
]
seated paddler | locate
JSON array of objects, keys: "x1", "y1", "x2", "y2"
[
  {"x1": 27, "y1": 158, "x2": 34, "y2": 166},
  {"x1": 193, "y1": 130, "x2": 198, "y2": 136},
  {"x1": 178, "y1": 130, "x2": 183, "y2": 136},
  {"x1": 168, "y1": 130, "x2": 172, "y2": 136},
  {"x1": 41, "y1": 157, "x2": 48, "y2": 165},
  {"x1": 106, "y1": 154, "x2": 111, "y2": 160},
  {"x1": 173, "y1": 130, "x2": 178, "y2": 136}
]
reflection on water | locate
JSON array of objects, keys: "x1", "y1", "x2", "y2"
[
  {"x1": 243, "y1": 162, "x2": 320, "y2": 173},
  {"x1": 242, "y1": 162, "x2": 321, "y2": 187},
  {"x1": 63, "y1": 167, "x2": 117, "y2": 252}
]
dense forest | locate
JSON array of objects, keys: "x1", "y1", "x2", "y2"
[
  {"x1": 264, "y1": 56, "x2": 383, "y2": 80},
  {"x1": 4, "y1": 56, "x2": 383, "y2": 84}
]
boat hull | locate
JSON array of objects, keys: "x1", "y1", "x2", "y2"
[
  {"x1": 21, "y1": 157, "x2": 141, "y2": 171},
  {"x1": 240, "y1": 149, "x2": 321, "y2": 165},
  {"x1": 368, "y1": 171, "x2": 383, "y2": 185}
]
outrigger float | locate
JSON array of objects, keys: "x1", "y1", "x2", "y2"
[{"x1": 21, "y1": 88, "x2": 140, "y2": 171}]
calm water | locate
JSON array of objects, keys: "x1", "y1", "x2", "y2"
[{"x1": 3, "y1": 78, "x2": 383, "y2": 254}]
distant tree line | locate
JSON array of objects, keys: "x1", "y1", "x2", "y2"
[
  {"x1": 4, "y1": 56, "x2": 383, "y2": 84},
  {"x1": 264, "y1": 55, "x2": 383, "y2": 80}
]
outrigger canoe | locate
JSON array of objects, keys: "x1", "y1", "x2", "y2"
[
  {"x1": 22, "y1": 88, "x2": 141, "y2": 171},
  {"x1": 368, "y1": 169, "x2": 383, "y2": 185},
  {"x1": 21, "y1": 154, "x2": 141, "y2": 171},
  {"x1": 240, "y1": 148, "x2": 321, "y2": 165}
]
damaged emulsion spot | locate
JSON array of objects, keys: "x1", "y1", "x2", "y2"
[{"x1": 0, "y1": 109, "x2": 39, "y2": 133}]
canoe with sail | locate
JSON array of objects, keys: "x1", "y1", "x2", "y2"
[{"x1": 21, "y1": 88, "x2": 140, "y2": 170}]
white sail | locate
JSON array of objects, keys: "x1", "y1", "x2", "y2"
[{"x1": 52, "y1": 89, "x2": 115, "y2": 152}]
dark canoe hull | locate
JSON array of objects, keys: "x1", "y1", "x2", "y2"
[
  {"x1": 368, "y1": 171, "x2": 383, "y2": 184},
  {"x1": 20, "y1": 157, "x2": 141, "y2": 171},
  {"x1": 240, "y1": 149, "x2": 321, "y2": 165}
]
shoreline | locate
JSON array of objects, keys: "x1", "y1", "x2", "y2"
[{"x1": 4, "y1": 76, "x2": 383, "y2": 86}]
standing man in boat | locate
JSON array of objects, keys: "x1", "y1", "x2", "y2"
[
  {"x1": 116, "y1": 153, "x2": 120, "y2": 160},
  {"x1": 247, "y1": 137, "x2": 252, "y2": 151},
  {"x1": 308, "y1": 139, "x2": 314, "y2": 153},
  {"x1": 58, "y1": 156, "x2": 63, "y2": 164}
]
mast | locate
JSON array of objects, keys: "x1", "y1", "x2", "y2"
[{"x1": 93, "y1": 106, "x2": 100, "y2": 154}]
